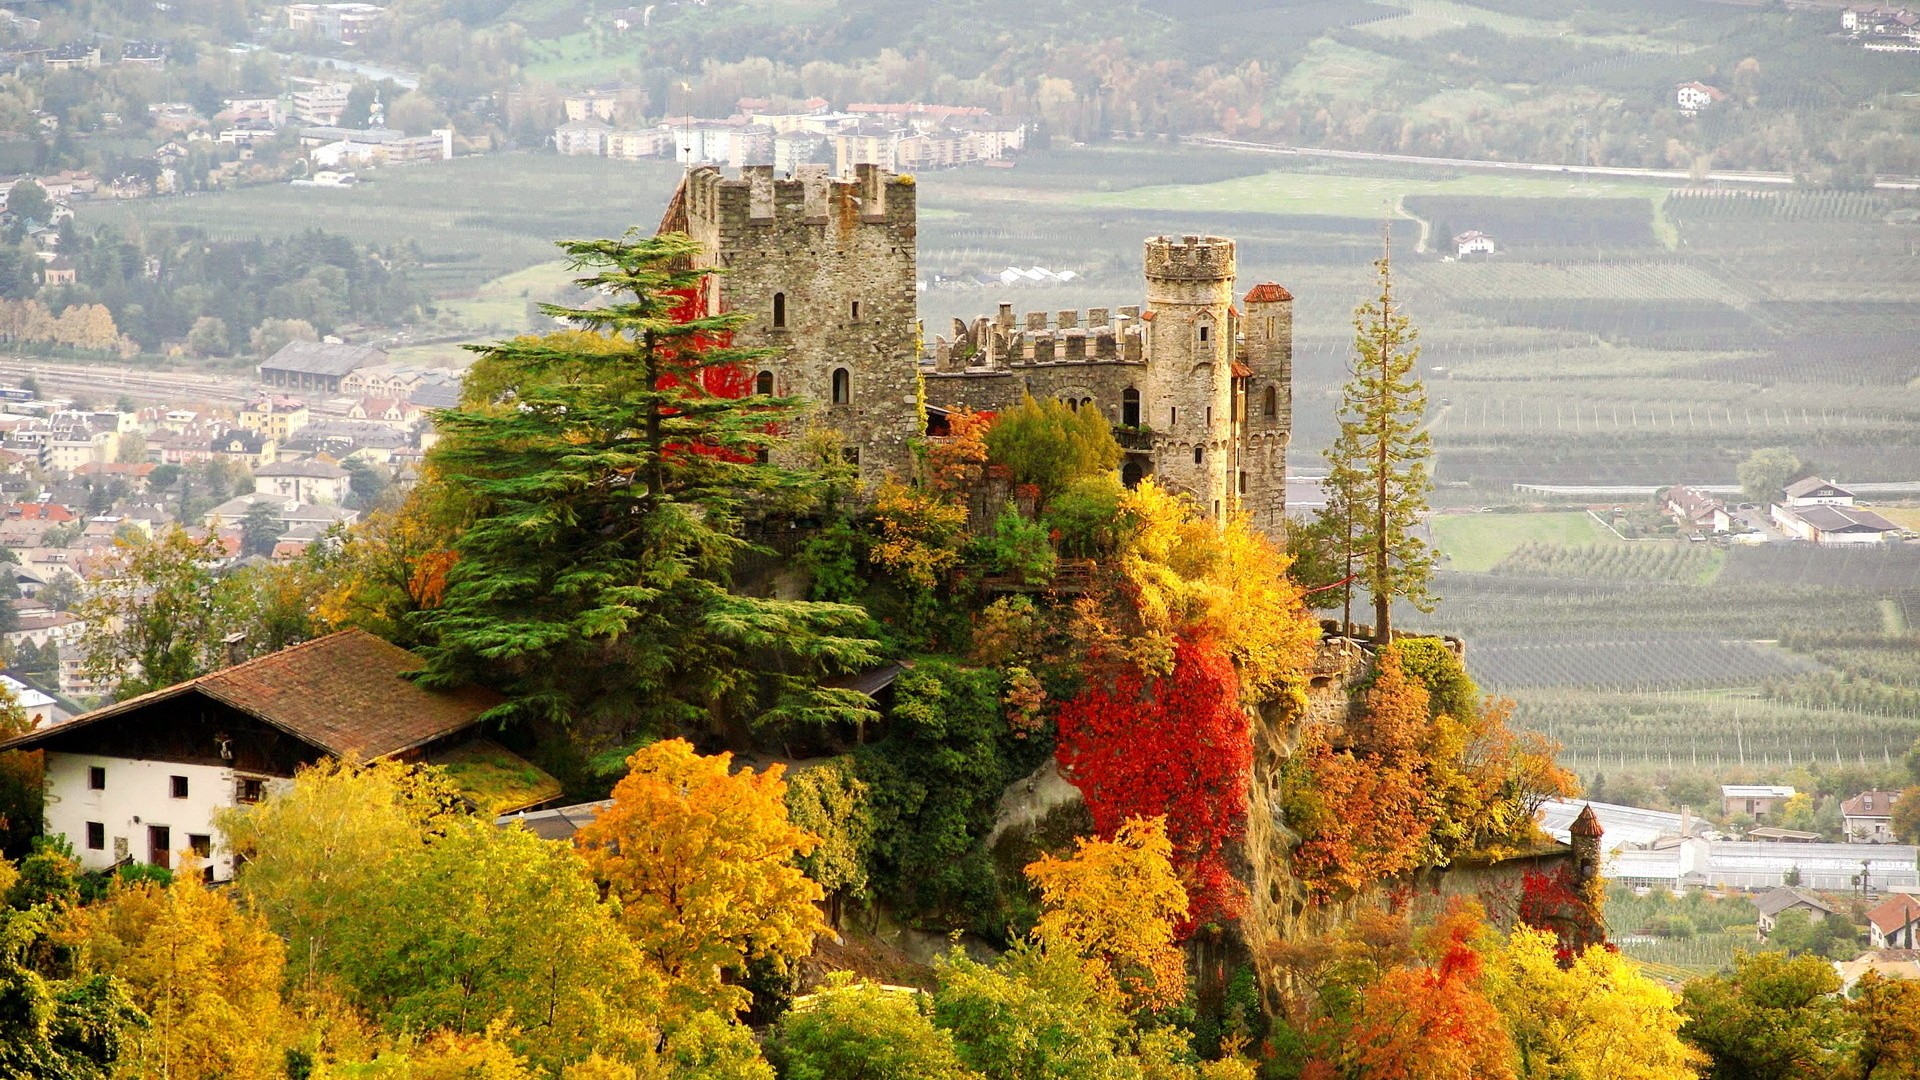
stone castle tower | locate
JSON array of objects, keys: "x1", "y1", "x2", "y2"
[
  {"x1": 663, "y1": 163, "x2": 922, "y2": 478},
  {"x1": 662, "y1": 167, "x2": 1292, "y2": 530}
]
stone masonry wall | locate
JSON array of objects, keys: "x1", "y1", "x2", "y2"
[{"x1": 681, "y1": 163, "x2": 922, "y2": 481}]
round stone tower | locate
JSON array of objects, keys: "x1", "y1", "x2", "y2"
[{"x1": 1142, "y1": 235, "x2": 1238, "y2": 519}]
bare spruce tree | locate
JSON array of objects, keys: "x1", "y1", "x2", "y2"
[{"x1": 1320, "y1": 235, "x2": 1435, "y2": 642}]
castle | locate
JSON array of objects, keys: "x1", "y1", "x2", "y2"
[{"x1": 661, "y1": 163, "x2": 1293, "y2": 532}]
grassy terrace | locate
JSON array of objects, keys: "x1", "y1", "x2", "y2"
[{"x1": 1430, "y1": 510, "x2": 1613, "y2": 572}]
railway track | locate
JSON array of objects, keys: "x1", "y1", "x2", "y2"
[{"x1": 0, "y1": 359, "x2": 258, "y2": 407}]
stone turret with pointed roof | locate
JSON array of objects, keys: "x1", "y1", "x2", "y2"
[{"x1": 1570, "y1": 803, "x2": 1603, "y2": 883}]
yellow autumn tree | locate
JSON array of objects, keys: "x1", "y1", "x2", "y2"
[
  {"x1": 59, "y1": 868, "x2": 294, "y2": 1079},
  {"x1": 1484, "y1": 927, "x2": 1703, "y2": 1080},
  {"x1": 1024, "y1": 815, "x2": 1190, "y2": 1013},
  {"x1": 1094, "y1": 480, "x2": 1318, "y2": 704},
  {"x1": 574, "y1": 738, "x2": 826, "y2": 1016}
]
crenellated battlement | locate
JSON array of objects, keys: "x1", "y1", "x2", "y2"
[
  {"x1": 681, "y1": 162, "x2": 916, "y2": 233},
  {"x1": 926, "y1": 301, "x2": 1149, "y2": 373},
  {"x1": 1144, "y1": 235, "x2": 1235, "y2": 282}
]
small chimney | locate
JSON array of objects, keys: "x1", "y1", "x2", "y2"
[{"x1": 223, "y1": 631, "x2": 248, "y2": 667}]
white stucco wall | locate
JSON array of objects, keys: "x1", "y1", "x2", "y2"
[{"x1": 43, "y1": 752, "x2": 284, "y2": 881}]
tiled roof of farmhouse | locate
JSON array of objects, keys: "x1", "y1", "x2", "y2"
[{"x1": 0, "y1": 629, "x2": 501, "y2": 759}]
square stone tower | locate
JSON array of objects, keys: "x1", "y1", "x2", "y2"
[{"x1": 670, "y1": 163, "x2": 922, "y2": 480}]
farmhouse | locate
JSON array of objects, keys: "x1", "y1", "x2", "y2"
[
  {"x1": 1775, "y1": 504, "x2": 1898, "y2": 544},
  {"x1": 1868, "y1": 894, "x2": 1920, "y2": 949},
  {"x1": 0, "y1": 630, "x2": 562, "y2": 881},
  {"x1": 259, "y1": 340, "x2": 388, "y2": 394},
  {"x1": 1677, "y1": 82, "x2": 1728, "y2": 113},
  {"x1": 1452, "y1": 230, "x2": 1497, "y2": 257},
  {"x1": 1844, "y1": 790, "x2": 1901, "y2": 843},
  {"x1": 1782, "y1": 477, "x2": 1857, "y2": 507},
  {"x1": 1664, "y1": 484, "x2": 1731, "y2": 533},
  {"x1": 1723, "y1": 783, "x2": 1796, "y2": 820},
  {"x1": 1754, "y1": 886, "x2": 1841, "y2": 935},
  {"x1": 1771, "y1": 477, "x2": 1899, "y2": 544}
]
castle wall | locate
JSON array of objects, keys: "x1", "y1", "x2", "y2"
[
  {"x1": 668, "y1": 166, "x2": 1294, "y2": 528},
  {"x1": 680, "y1": 163, "x2": 922, "y2": 480}
]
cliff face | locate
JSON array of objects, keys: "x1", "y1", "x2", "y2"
[{"x1": 1238, "y1": 634, "x2": 1583, "y2": 1014}]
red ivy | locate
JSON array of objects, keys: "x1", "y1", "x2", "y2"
[
  {"x1": 1056, "y1": 632, "x2": 1250, "y2": 932},
  {"x1": 1517, "y1": 866, "x2": 1606, "y2": 963}
]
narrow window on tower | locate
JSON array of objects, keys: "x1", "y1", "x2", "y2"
[
  {"x1": 1198, "y1": 323, "x2": 1210, "y2": 344},
  {"x1": 1193, "y1": 446, "x2": 1204, "y2": 465},
  {"x1": 772, "y1": 292, "x2": 786, "y2": 329},
  {"x1": 831, "y1": 368, "x2": 851, "y2": 405},
  {"x1": 1239, "y1": 470, "x2": 1248, "y2": 494},
  {"x1": 1169, "y1": 406, "x2": 1178, "y2": 427},
  {"x1": 1264, "y1": 385, "x2": 1278, "y2": 418},
  {"x1": 1206, "y1": 406, "x2": 1212, "y2": 426},
  {"x1": 1122, "y1": 388, "x2": 1140, "y2": 428},
  {"x1": 850, "y1": 300, "x2": 861, "y2": 321},
  {"x1": 754, "y1": 370, "x2": 775, "y2": 396}
]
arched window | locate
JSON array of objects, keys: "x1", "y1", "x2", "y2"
[
  {"x1": 754, "y1": 370, "x2": 775, "y2": 396},
  {"x1": 1122, "y1": 388, "x2": 1140, "y2": 428},
  {"x1": 1263, "y1": 385, "x2": 1278, "y2": 418},
  {"x1": 1193, "y1": 446, "x2": 1204, "y2": 466},
  {"x1": 831, "y1": 368, "x2": 850, "y2": 405},
  {"x1": 1121, "y1": 461, "x2": 1143, "y2": 488},
  {"x1": 772, "y1": 292, "x2": 786, "y2": 329}
]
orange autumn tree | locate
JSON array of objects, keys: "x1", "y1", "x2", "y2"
[
  {"x1": 1307, "y1": 904, "x2": 1516, "y2": 1080},
  {"x1": 1282, "y1": 641, "x2": 1574, "y2": 901},
  {"x1": 574, "y1": 738, "x2": 825, "y2": 1016},
  {"x1": 1025, "y1": 816, "x2": 1190, "y2": 1014}
]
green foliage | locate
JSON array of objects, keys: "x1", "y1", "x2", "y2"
[
  {"x1": 975, "y1": 505, "x2": 1058, "y2": 586},
  {"x1": 414, "y1": 232, "x2": 879, "y2": 738},
  {"x1": 800, "y1": 518, "x2": 863, "y2": 604},
  {"x1": 1320, "y1": 245, "x2": 1434, "y2": 640},
  {"x1": 1389, "y1": 637, "x2": 1478, "y2": 724},
  {"x1": 1765, "y1": 909, "x2": 1858, "y2": 961},
  {"x1": 7, "y1": 837, "x2": 79, "y2": 912},
  {"x1": 767, "y1": 978, "x2": 977, "y2": 1080},
  {"x1": 984, "y1": 395, "x2": 1122, "y2": 508},
  {"x1": 1681, "y1": 951, "x2": 1845, "y2": 1080},
  {"x1": 932, "y1": 946, "x2": 1135, "y2": 1080},
  {"x1": 1739, "y1": 447, "x2": 1802, "y2": 506},
  {"x1": 226, "y1": 761, "x2": 663, "y2": 1072},
  {"x1": 0, "y1": 905, "x2": 144, "y2": 1080},
  {"x1": 856, "y1": 661, "x2": 1031, "y2": 934},
  {"x1": 1043, "y1": 475, "x2": 1127, "y2": 560},
  {"x1": 784, "y1": 757, "x2": 875, "y2": 911}
]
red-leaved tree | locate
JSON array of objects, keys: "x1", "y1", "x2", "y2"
[{"x1": 1056, "y1": 631, "x2": 1250, "y2": 931}]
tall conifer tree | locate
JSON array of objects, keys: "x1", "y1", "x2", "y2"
[
  {"x1": 415, "y1": 232, "x2": 879, "y2": 736},
  {"x1": 1320, "y1": 236, "x2": 1434, "y2": 642}
]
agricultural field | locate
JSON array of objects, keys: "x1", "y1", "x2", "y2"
[
  {"x1": 1466, "y1": 637, "x2": 1816, "y2": 692},
  {"x1": 1430, "y1": 511, "x2": 1612, "y2": 572},
  {"x1": 1490, "y1": 541, "x2": 1722, "y2": 584}
]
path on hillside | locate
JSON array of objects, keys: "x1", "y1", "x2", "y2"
[{"x1": 1189, "y1": 136, "x2": 1920, "y2": 192}]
